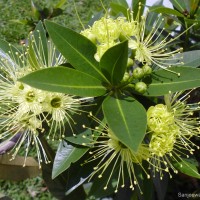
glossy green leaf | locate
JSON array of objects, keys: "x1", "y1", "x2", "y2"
[
  {"x1": 170, "y1": 0, "x2": 187, "y2": 12},
  {"x1": 52, "y1": 141, "x2": 88, "y2": 179},
  {"x1": 110, "y1": 3, "x2": 129, "y2": 18},
  {"x1": 145, "y1": 67, "x2": 200, "y2": 96},
  {"x1": 165, "y1": 50, "x2": 200, "y2": 67},
  {"x1": 41, "y1": 138, "x2": 87, "y2": 199},
  {"x1": 132, "y1": 0, "x2": 146, "y2": 18},
  {"x1": 149, "y1": 6, "x2": 184, "y2": 17},
  {"x1": 146, "y1": 0, "x2": 163, "y2": 30},
  {"x1": 41, "y1": 138, "x2": 68, "y2": 199},
  {"x1": 173, "y1": 158, "x2": 200, "y2": 179},
  {"x1": 100, "y1": 40, "x2": 128, "y2": 85},
  {"x1": 182, "y1": 50, "x2": 200, "y2": 67},
  {"x1": 45, "y1": 20, "x2": 108, "y2": 83},
  {"x1": 102, "y1": 95, "x2": 147, "y2": 152},
  {"x1": 19, "y1": 66, "x2": 106, "y2": 97}
]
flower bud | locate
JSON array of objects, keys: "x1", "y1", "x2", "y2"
[
  {"x1": 122, "y1": 72, "x2": 130, "y2": 82},
  {"x1": 135, "y1": 82, "x2": 147, "y2": 94},
  {"x1": 142, "y1": 65, "x2": 152, "y2": 75},
  {"x1": 132, "y1": 67, "x2": 144, "y2": 79},
  {"x1": 127, "y1": 58, "x2": 134, "y2": 68}
]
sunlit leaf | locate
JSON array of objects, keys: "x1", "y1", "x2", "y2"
[
  {"x1": 52, "y1": 141, "x2": 88, "y2": 178},
  {"x1": 100, "y1": 40, "x2": 128, "y2": 85},
  {"x1": 102, "y1": 94, "x2": 147, "y2": 152},
  {"x1": 110, "y1": 2, "x2": 129, "y2": 18},
  {"x1": 146, "y1": 0, "x2": 163, "y2": 30},
  {"x1": 0, "y1": 40, "x2": 23, "y2": 67},
  {"x1": 145, "y1": 67, "x2": 200, "y2": 96},
  {"x1": 149, "y1": 6, "x2": 184, "y2": 17},
  {"x1": 19, "y1": 66, "x2": 106, "y2": 97},
  {"x1": 182, "y1": 50, "x2": 200, "y2": 67},
  {"x1": 45, "y1": 20, "x2": 108, "y2": 83},
  {"x1": 173, "y1": 158, "x2": 200, "y2": 179}
]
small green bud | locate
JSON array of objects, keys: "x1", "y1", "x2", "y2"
[
  {"x1": 142, "y1": 65, "x2": 152, "y2": 75},
  {"x1": 127, "y1": 83, "x2": 135, "y2": 89},
  {"x1": 122, "y1": 72, "x2": 130, "y2": 82},
  {"x1": 132, "y1": 67, "x2": 144, "y2": 79},
  {"x1": 127, "y1": 58, "x2": 134, "y2": 68},
  {"x1": 135, "y1": 82, "x2": 147, "y2": 94}
]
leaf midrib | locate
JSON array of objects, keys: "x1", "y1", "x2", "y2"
[
  {"x1": 21, "y1": 81, "x2": 105, "y2": 89},
  {"x1": 47, "y1": 23, "x2": 109, "y2": 83},
  {"x1": 152, "y1": 78, "x2": 200, "y2": 86}
]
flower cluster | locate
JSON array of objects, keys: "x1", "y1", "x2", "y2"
[
  {"x1": 82, "y1": 113, "x2": 150, "y2": 194},
  {"x1": 147, "y1": 91, "x2": 200, "y2": 178},
  {"x1": 80, "y1": 7, "x2": 195, "y2": 95},
  {"x1": 65, "y1": 8, "x2": 199, "y2": 194},
  {"x1": 0, "y1": 30, "x2": 86, "y2": 167},
  {"x1": 81, "y1": 91, "x2": 200, "y2": 192},
  {"x1": 0, "y1": 2, "x2": 199, "y2": 197},
  {"x1": 81, "y1": 7, "x2": 184, "y2": 71}
]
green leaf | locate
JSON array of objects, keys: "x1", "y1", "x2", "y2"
[
  {"x1": 182, "y1": 50, "x2": 200, "y2": 67},
  {"x1": 65, "y1": 113, "x2": 94, "y2": 146},
  {"x1": 146, "y1": 0, "x2": 163, "y2": 29},
  {"x1": 45, "y1": 20, "x2": 108, "y2": 83},
  {"x1": 145, "y1": 67, "x2": 200, "y2": 96},
  {"x1": 170, "y1": 0, "x2": 191, "y2": 13},
  {"x1": 170, "y1": 0, "x2": 188, "y2": 12},
  {"x1": 41, "y1": 138, "x2": 87, "y2": 199},
  {"x1": 111, "y1": 0, "x2": 129, "y2": 8},
  {"x1": 27, "y1": 21, "x2": 48, "y2": 70},
  {"x1": 149, "y1": 6, "x2": 184, "y2": 17},
  {"x1": 102, "y1": 95, "x2": 147, "y2": 152},
  {"x1": 132, "y1": 0, "x2": 146, "y2": 18},
  {"x1": 110, "y1": 3, "x2": 129, "y2": 18},
  {"x1": 27, "y1": 40, "x2": 40, "y2": 70},
  {"x1": 52, "y1": 141, "x2": 88, "y2": 179},
  {"x1": 0, "y1": 39, "x2": 23, "y2": 67},
  {"x1": 100, "y1": 40, "x2": 128, "y2": 85},
  {"x1": 173, "y1": 158, "x2": 200, "y2": 179},
  {"x1": 19, "y1": 66, "x2": 106, "y2": 97}
]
